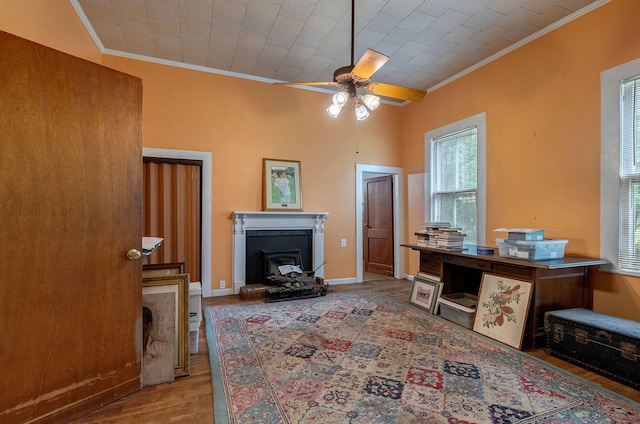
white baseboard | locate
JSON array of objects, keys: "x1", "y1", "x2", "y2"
[
  {"x1": 325, "y1": 277, "x2": 358, "y2": 286},
  {"x1": 209, "y1": 288, "x2": 234, "y2": 297}
]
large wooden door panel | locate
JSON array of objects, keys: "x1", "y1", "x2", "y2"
[
  {"x1": 364, "y1": 175, "x2": 394, "y2": 276},
  {"x1": 0, "y1": 31, "x2": 142, "y2": 423}
]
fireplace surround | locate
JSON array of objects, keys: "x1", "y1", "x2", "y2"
[{"x1": 232, "y1": 211, "x2": 328, "y2": 294}]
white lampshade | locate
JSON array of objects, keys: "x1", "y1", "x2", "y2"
[
  {"x1": 332, "y1": 92, "x2": 348, "y2": 107},
  {"x1": 361, "y1": 94, "x2": 380, "y2": 111},
  {"x1": 354, "y1": 102, "x2": 369, "y2": 120},
  {"x1": 327, "y1": 103, "x2": 344, "y2": 118}
]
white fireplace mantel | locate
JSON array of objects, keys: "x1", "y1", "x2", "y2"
[{"x1": 232, "y1": 211, "x2": 328, "y2": 293}]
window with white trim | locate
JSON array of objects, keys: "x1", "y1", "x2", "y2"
[
  {"x1": 425, "y1": 113, "x2": 486, "y2": 246},
  {"x1": 601, "y1": 58, "x2": 640, "y2": 275},
  {"x1": 619, "y1": 77, "x2": 640, "y2": 271}
]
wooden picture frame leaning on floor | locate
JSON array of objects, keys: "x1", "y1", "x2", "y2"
[
  {"x1": 409, "y1": 273, "x2": 442, "y2": 314},
  {"x1": 142, "y1": 274, "x2": 190, "y2": 383}
]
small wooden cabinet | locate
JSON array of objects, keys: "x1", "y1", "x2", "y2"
[{"x1": 404, "y1": 244, "x2": 608, "y2": 350}]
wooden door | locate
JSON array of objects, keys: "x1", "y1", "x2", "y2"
[
  {"x1": 363, "y1": 175, "x2": 394, "y2": 276},
  {"x1": 0, "y1": 31, "x2": 142, "y2": 423}
]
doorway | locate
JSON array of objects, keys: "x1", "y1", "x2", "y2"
[
  {"x1": 363, "y1": 175, "x2": 394, "y2": 279},
  {"x1": 143, "y1": 148, "x2": 213, "y2": 296},
  {"x1": 355, "y1": 164, "x2": 404, "y2": 282},
  {"x1": 143, "y1": 157, "x2": 202, "y2": 283}
]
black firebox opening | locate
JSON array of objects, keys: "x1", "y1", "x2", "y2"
[
  {"x1": 263, "y1": 250, "x2": 304, "y2": 281},
  {"x1": 245, "y1": 229, "x2": 312, "y2": 284}
]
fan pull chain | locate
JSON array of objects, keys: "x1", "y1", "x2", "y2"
[{"x1": 355, "y1": 118, "x2": 360, "y2": 154}]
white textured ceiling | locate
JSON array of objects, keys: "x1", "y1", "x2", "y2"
[{"x1": 73, "y1": 0, "x2": 603, "y2": 102}]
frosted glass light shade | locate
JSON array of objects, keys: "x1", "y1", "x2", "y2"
[
  {"x1": 354, "y1": 102, "x2": 369, "y2": 120},
  {"x1": 361, "y1": 94, "x2": 380, "y2": 110},
  {"x1": 332, "y1": 92, "x2": 348, "y2": 107},
  {"x1": 327, "y1": 103, "x2": 343, "y2": 118}
]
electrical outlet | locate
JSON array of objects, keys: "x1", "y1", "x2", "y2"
[
  {"x1": 341, "y1": 239, "x2": 347, "y2": 247},
  {"x1": 219, "y1": 280, "x2": 225, "y2": 289}
]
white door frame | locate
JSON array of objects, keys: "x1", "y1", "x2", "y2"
[
  {"x1": 355, "y1": 164, "x2": 404, "y2": 282},
  {"x1": 143, "y1": 148, "x2": 213, "y2": 297}
]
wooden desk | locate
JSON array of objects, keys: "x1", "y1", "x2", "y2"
[{"x1": 403, "y1": 244, "x2": 608, "y2": 350}]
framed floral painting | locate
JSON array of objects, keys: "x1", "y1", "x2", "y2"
[
  {"x1": 472, "y1": 273, "x2": 533, "y2": 349},
  {"x1": 263, "y1": 158, "x2": 302, "y2": 211}
]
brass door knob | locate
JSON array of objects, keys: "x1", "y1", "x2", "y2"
[{"x1": 126, "y1": 249, "x2": 142, "y2": 260}]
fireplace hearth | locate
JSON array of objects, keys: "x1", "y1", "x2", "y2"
[
  {"x1": 232, "y1": 211, "x2": 328, "y2": 294},
  {"x1": 261, "y1": 248, "x2": 328, "y2": 302},
  {"x1": 265, "y1": 279, "x2": 327, "y2": 302}
]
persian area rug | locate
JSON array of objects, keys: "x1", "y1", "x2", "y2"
[{"x1": 205, "y1": 291, "x2": 640, "y2": 423}]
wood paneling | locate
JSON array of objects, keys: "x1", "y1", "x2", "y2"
[{"x1": 143, "y1": 160, "x2": 201, "y2": 283}]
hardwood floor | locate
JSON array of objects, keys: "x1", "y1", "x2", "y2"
[{"x1": 71, "y1": 278, "x2": 640, "y2": 423}]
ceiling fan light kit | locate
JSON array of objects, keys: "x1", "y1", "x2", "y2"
[
  {"x1": 278, "y1": 0, "x2": 426, "y2": 121},
  {"x1": 326, "y1": 91, "x2": 379, "y2": 120}
]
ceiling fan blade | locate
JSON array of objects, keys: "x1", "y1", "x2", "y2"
[
  {"x1": 352, "y1": 49, "x2": 389, "y2": 80},
  {"x1": 367, "y1": 82, "x2": 426, "y2": 103}
]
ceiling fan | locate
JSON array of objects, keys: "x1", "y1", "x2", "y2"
[{"x1": 277, "y1": 0, "x2": 427, "y2": 119}]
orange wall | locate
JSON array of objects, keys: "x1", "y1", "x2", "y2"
[
  {"x1": 0, "y1": 0, "x2": 101, "y2": 63},
  {"x1": 400, "y1": 0, "x2": 640, "y2": 320},
  {"x1": 3, "y1": 0, "x2": 640, "y2": 318},
  {"x1": 101, "y1": 57, "x2": 403, "y2": 287}
]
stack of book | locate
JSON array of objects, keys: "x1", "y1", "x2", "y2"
[
  {"x1": 415, "y1": 230, "x2": 429, "y2": 247},
  {"x1": 416, "y1": 222, "x2": 451, "y2": 247},
  {"x1": 436, "y1": 227, "x2": 467, "y2": 250}
]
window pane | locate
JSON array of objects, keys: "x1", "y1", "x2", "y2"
[
  {"x1": 621, "y1": 79, "x2": 640, "y2": 173},
  {"x1": 435, "y1": 139, "x2": 457, "y2": 191},
  {"x1": 458, "y1": 135, "x2": 477, "y2": 190},
  {"x1": 456, "y1": 193, "x2": 477, "y2": 244},
  {"x1": 634, "y1": 182, "x2": 640, "y2": 257},
  {"x1": 620, "y1": 179, "x2": 640, "y2": 270},
  {"x1": 434, "y1": 192, "x2": 477, "y2": 244},
  {"x1": 435, "y1": 193, "x2": 454, "y2": 222},
  {"x1": 434, "y1": 129, "x2": 477, "y2": 192},
  {"x1": 432, "y1": 127, "x2": 478, "y2": 243}
]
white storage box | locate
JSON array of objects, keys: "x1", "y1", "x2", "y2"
[
  {"x1": 438, "y1": 293, "x2": 477, "y2": 329},
  {"x1": 189, "y1": 282, "x2": 202, "y2": 322},
  {"x1": 507, "y1": 229, "x2": 544, "y2": 241},
  {"x1": 189, "y1": 320, "x2": 201, "y2": 354},
  {"x1": 496, "y1": 238, "x2": 568, "y2": 261}
]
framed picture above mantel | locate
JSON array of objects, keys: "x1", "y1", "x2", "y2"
[{"x1": 263, "y1": 158, "x2": 302, "y2": 211}]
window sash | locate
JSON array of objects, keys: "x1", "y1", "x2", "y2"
[
  {"x1": 618, "y1": 77, "x2": 640, "y2": 271},
  {"x1": 431, "y1": 127, "x2": 478, "y2": 243},
  {"x1": 433, "y1": 128, "x2": 477, "y2": 192}
]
